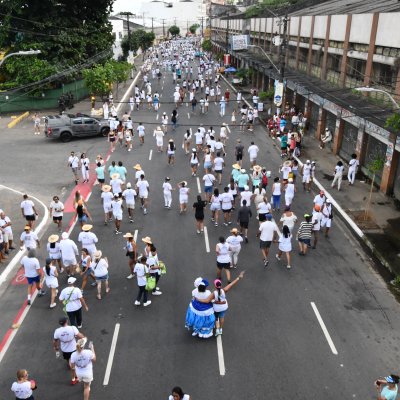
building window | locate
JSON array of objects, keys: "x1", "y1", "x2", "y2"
[
  {"x1": 327, "y1": 54, "x2": 341, "y2": 73},
  {"x1": 373, "y1": 63, "x2": 394, "y2": 86},
  {"x1": 347, "y1": 58, "x2": 366, "y2": 81}
]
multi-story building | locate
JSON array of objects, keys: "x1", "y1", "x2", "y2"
[{"x1": 211, "y1": 0, "x2": 400, "y2": 199}]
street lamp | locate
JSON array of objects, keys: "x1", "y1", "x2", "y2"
[
  {"x1": 246, "y1": 44, "x2": 280, "y2": 74},
  {"x1": 0, "y1": 50, "x2": 41, "y2": 67},
  {"x1": 354, "y1": 86, "x2": 400, "y2": 110}
]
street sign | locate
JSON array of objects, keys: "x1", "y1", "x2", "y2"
[{"x1": 274, "y1": 81, "x2": 284, "y2": 107}]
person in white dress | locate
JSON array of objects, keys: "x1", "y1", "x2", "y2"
[
  {"x1": 163, "y1": 177, "x2": 173, "y2": 209},
  {"x1": 80, "y1": 153, "x2": 90, "y2": 183},
  {"x1": 178, "y1": 181, "x2": 190, "y2": 213},
  {"x1": 348, "y1": 153, "x2": 359, "y2": 185},
  {"x1": 153, "y1": 126, "x2": 165, "y2": 152},
  {"x1": 331, "y1": 160, "x2": 344, "y2": 191},
  {"x1": 43, "y1": 257, "x2": 59, "y2": 308},
  {"x1": 280, "y1": 206, "x2": 297, "y2": 233},
  {"x1": 168, "y1": 386, "x2": 191, "y2": 400},
  {"x1": 276, "y1": 225, "x2": 293, "y2": 269},
  {"x1": 284, "y1": 178, "x2": 296, "y2": 207},
  {"x1": 226, "y1": 228, "x2": 243, "y2": 269}
]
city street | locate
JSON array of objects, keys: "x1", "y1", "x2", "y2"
[{"x1": 0, "y1": 53, "x2": 399, "y2": 400}]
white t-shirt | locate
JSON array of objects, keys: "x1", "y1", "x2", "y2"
[
  {"x1": 101, "y1": 191, "x2": 113, "y2": 206},
  {"x1": 137, "y1": 125, "x2": 145, "y2": 136},
  {"x1": 203, "y1": 174, "x2": 215, "y2": 187},
  {"x1": 169, "y1": 395, "x2": 190, "y2": 400},
  {"x1": 68, "y1": 155, "x2": 79, "y2": 168},
  {"x1": 137, "y1": 180, "x2": 149, "y2": 197},
  {"x1": 92, "y1": 258, "x2": 108, "y2": 277},
  {"x1": 78, "y1": 231, "x2": 98, "y2": 247},
  {"x1": 163, "y1": 182, "x2": 172, "y2": 194},
  {"x1": 248, "y1": 145, "x2": 259, "y2": 159},
  {"x1": 110, "y1": 178, "x2": 123, "y2": 194},
  {"x1": 226, "y1": 234, "x2": 243, "y2": 247},
  {"x1": 123, "y1": 188, "x2": 137, "y2": 204},
  {"x1": 313, "y1": 195, "x2": 326, "y2": 208},
  {"x1": 0, "y1": 216, "x2": 12, "y2": 234},
  {"x1": 50, "y1": 201, "x2": 64, "y2": 217},
  {"x1": 258, "y1": 201, "x2": 272, "y2": 214},
  {"x1": 21, "y1": 200, "x2": 35, "y2": 216},
  {"x1": 21, "y1": 256, "x2": 40, "y2": 278},
  {"x1": 335, "y1": 165, "x2": 344, "y2": 175},
  {"x1": 285, "y1": 183, "x2": 295, "y2": 197},
  {"x1": 70, "y1": 349, "x2": 94, "y2": 376},
  {"x1": 20, "y1": 231, "x2": 38, "y2": 249},
  {"x1": 349, "y1": 159, "x2": 359, "y2": 170},
  {"x1": 59, "y1": 286, "x2": 83, "y2": 312},
  {"x1": 11, "y1": 381, "x2": 32, "y2": 399},
  {"x1": 216, "y1": 242, "x2": 230, "y2": 263},
  {"x1": 214, "y1": 157, "x2": 224, "y2": 171},
  {"x1": 194, "y1": 131, "x2": 204, "y2": 144},
  {"x1": 54, "y1": 325, "x2": 79, "y2": 353},
  {"x1": 312, "y1": 212, "x2": 323, "y2": 231},
  {"x1": 111, "y1": 199, "x2": 123, "y2": 215},
  {"x1": 240, "y1": 191, "x2": 253, "y2": 206},
  {"x1": 59, "y1": 239, "x2": 78, "y2": 260},
  {"x1": 134, "y1": 263, "x2": 148, "y2": 286},
  {"x1": 220, "y1": 192, "x2": 234, "y2": 210},
  {"x1": 259, "y1": 221, "x2": 278, "y2": 241},
  {"x1": 213, "y1": 289, "x2": 228, "y2": 312}
]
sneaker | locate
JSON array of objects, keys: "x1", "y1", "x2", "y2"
[
  {"x1": 197, "y1": 230, "x2": 201, "y2": 234},
  {"x1": 275, "y1": 254, "x2": 281, "y2": 261},
  {"x1": 228, "y1": 221, "x2": 232, "y2": 225},
  {"x1": 143, "y1": 209, "x2": 148, "y2": 215},
  {"x1": 143, "y1": 300, "x2": 152, "y2": 307},
  {"x1": 156, "y1": 287, "x2": 160, "y2": 291},
  {"x1": 71, "y1": 378, "x2": 79, "y2": 386},
  {"x1": 129, "y1": 219, "x2": 134, "y2": 223},
  {"x1": 264, "y1": 259, "x2": 269, "y2": 267},
  {"x1": 219, "y1": 328, "x2": 223, "y2": 335},
  {"x1": 91, "y1": 282, "x2": 97, "y2": 287},
  {"x1": 287, "y1": 265, "x2": 291, "y2": 269},
  {"x1": 27, "y1": 299, "x2": 31, "y2": 305},
  {"x1": 211, "y1": 218, "x2": 215, "y2": 222},
  {"x1": 134, "y1": 300, "x2": 140, "y2": 306},
  {"x1": 215, "y1": 223, "x2": 218, "y2": 226},
  {"x1": 245, "y1": 237, "x2": 249, "y2": 243},
  {"x1": 223, "y1": 222, "x2": 228, "y2": 226},
  {"x1": 215, "y1": 329, "x2": 221, "y2": 336},
  {"x1": 77, "y1": 325, "x2": 82, "y2": 329},
  {"x1": 38, "y1": 290, "x2": 46, "y2": 297},
  {"x1": 126, "y1": 274, "x2": 135, "y2": 279},
  {"x1": 152, "y1": 290, "x2": 162, "y2": 295}
]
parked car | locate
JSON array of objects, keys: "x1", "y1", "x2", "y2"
[{"x1": 44, "y1": 113, "x2": 110, "y2": 143}]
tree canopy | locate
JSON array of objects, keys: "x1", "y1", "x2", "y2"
[
  {"x1": 189, "y1": 24, "x2": 200, "y2": 35},
  {"x1": 168, "y1": 25, "x2": 180, "y2": 37},
  {"x1": 0, "y1": 0, "x2": 114, "y2": 89},
  {"x1": 120, "y1": 29, "x2": 155, "y2": 58}
]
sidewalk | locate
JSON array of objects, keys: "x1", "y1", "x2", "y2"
[{"x1": 223, "y1": 75, "x2": 400, "y2": 279}]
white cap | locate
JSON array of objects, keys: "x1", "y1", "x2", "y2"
[
  {"x1": 68, "y1": 277, "x2": 77, "y2": 284},
  {"x1": 306, "y1": 160, "x2": 310, "y2": 164},
  {"x1": 126, "y1": 182, "x2": 131, "y2": 188},
  {"x1": 244, "y1": 185, "x2": 249, "y2": 191},
  {"x1": 61, "y1": 232, "x2": 69, "y2": 239},
  {"x1": 240, "y1": 168, "x2": 246, "y2": 173}
]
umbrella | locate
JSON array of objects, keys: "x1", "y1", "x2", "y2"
[{"x1": 225, "y1": 67, "x2": 237, "y2": 73}]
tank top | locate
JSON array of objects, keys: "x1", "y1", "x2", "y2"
[
  {"x1": 217, "y1": 243, "x2": 230, "y2": 263},
  {"x1": 213, "y1": 289, "x2": 228, "y2": 312},
  {"x1": 272, "y1": 183, "x2": 281, "y2": 195}
]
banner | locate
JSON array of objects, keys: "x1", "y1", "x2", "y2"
[
  {"x1": 231, "y1": 35, "x2": 249, "y2": 51},
  {"x1": 274, "y1": 81, "x2": 284, "y2": 107}
]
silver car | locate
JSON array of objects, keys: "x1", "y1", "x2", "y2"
[{"x1": 44, "y1": 113, "x2": 110, "y2": 142}]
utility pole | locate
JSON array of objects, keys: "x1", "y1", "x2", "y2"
[
  {"x1": 187, "y1": 20, "x2": 189, "y2": 35},
  {"x1": 174, "y1": 17, "x2": 177, "y2": 26},
  {"x1": 120, "y1": 12, "x2": 133, "y2": 50},
  {"x1": 162, "y1": 19, "x2": 166, "y2": 38},
  {"x1": 199, "y1": 16, "x2": 204, "y2": 37},
  {"x1": 151, "y1": 17, "x2": 154, "y2": 33},
  {"x1": 225, "y1": 14, "x2": 230, "y2": 54},
  {"x1": 279, "y1": 13, "x2": 288, "y2": 83}
]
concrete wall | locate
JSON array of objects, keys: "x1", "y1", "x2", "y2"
[
  {"x1": 376, "y1": 13, "x2": 400, "y2": 48},
  {"x1": 349, "y1": 14, "x2": 373, "y2": 44},
  {"x1": 313, "y1": 15, "x2": 327, "y2": 39},
  {"x1": 329, "y1": 15, "x2": 347, "y2": 42},
  {"x1": 300, "y1": 15, "x2": 312, "y2": 37},
  {"x1": 289, "y1": 16, "x2": 300, "y2": 36}
]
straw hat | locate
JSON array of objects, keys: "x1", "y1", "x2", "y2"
[
  {"x1": 232, "y1": 163, "x2": 241, "y2": 170},
  {"x1": 123, "y1": 232, "x2": 134, "y2": 239},
  {"x1": 230, "y1": 228, "x2": 239, "y2": 234},
  {"x1": 283, "y1": 160, "x2": 292, "y2": 167},
  {"x1": 48, "y1": 234, "x2": 59, "y2": 243},
  {"x1": 133, "y1": 164, "x2": 142, "y2": 170},
  {"x1": 94, "y1": 250, "x2": 102, "y2": 259},
  {"x1": 24, "y1": 225, "x2": 31, "y2": 230},
  {"x1": 82, "y1": 224, "x2": 93, "y2": 231},
  {"x1": 102, "y1": 185, "x2": 111, "y2": 192},
  {"x1": 111, "y1": 173, "x2": 120, "y2": 180},
  {"x1": 180, "y1": 181, "x2": 187, "y2": 186},
  {"x1": 253, "y1": 165, "x2": 262, "y2": 172},
  {"x1": 169, "y1": 139, "x2": 174, "y2": 142},
  {"x1": 142, "y1": 236, "x2": 152, "y2": 244}
]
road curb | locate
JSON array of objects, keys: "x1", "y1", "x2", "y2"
[
  {"x1": 8, "y1": 111, "x2": 30, "y2": 128},
  {"x1": 220, "y1": 73, "x2": 395, "y2": 276}
]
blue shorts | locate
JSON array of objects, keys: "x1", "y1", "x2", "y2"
[
  {"x1": 27, "y1": 276, "x2": 40, "y2": 284},
  {"x1": 204, "y1": 162, "x2": 212, "y2": 169},
  {"x1": 95, "y1": 274, "x2": 109, "y2": 281},
  {"x1": 298, "y1": 238, "x2": 311, "y2": 245},
  {"x1": 204, "y1": 186, "x2": 213, "y2": 193},
  {"x1": 78, "y1": 215, "x2": 88, "y2": 223},
  {"x1": 214, "y1": 310, "x2": 226, "y2": 319}
]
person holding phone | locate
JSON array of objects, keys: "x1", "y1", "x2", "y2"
[{"x1": 11, "y1": 369, "x2": 37, "y2": 400}]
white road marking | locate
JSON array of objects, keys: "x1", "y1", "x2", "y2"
[
  {"x1": 226, "y1": 125, "x2": 231, "y2": 134},
  {"x1": 115, "y1": 58, "x2": 140, "y2": 114},
  {"x1": 134, "y1": 230, "x2": 138, "y2": 242},
  {"x1": 103, "y1": 323, "x2": 121, "y2": 385},
  {"x1": 186, "y1": 102, "x2": 188, "y2": 107},
  {"x1": 0, "y1": 185, "x2": 49, "y2": 286},
  {"x1": 161, "y1": 86, "x2": 163, "y2": 91},
  {"x1": 160, "y1": 94, "x2": 162, "y2": 98},
  {"x1": 196, "y1": 177, "x2": 201, "y2": 194},
  {"x1": 156, "y1": 113, "x2": 159, "y2": 120},
  {"x1": 204, "y1": 226, "x2": 210, "y2": 253},
  {"x1": 187, "y1": 113, "x2": 190, "y2": 119},
  {"x1": 0, "y1": 291, "x2": 38, "y2": 363},
  {"x1": 311, "y1": 302, "x2": 338, "y2": 355},
  {"x1": 216, "y1": 335, "x2": 226, "y2": 376},
  {"x1": 149, "y1": 149, "x2": 153, "y2": 160}
]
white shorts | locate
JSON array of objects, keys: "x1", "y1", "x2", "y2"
[
  {"x1": 113, "y1": 212, "x2": 123, "y2": 221},
  {"x1": 126, "y1": 203, "x2": 135, "y2": 209},
  {"x1": 139, "y1": 194, "x2": 148, "y2": 200},
  {"x1": 3, "y1": 232, "x2": 12, "y2": 242},
  {"x1": 210, "y1": 204, "x2": 221, "y2": 211},
  {"x1": 250, "y1": 157, "x2": 256, "y2": 162},
  {"x1": 321, "y1": 217, "x2": 332, "y2": 228},
  {"x1": 302, "y1": 175, "x2": 311, "y2": 184},
  {"x1": 139, "y1": 132, "x2": 145, "y2": 137},
  {"x1": 103, "y1": 205, "x2": 112, "y2": 213},
  {"x1": 63, "y1": 258, "x2": 77, "y2": 267},
  {"x1": 77, "y1": 372, "x2": 93, "y2": 384}
]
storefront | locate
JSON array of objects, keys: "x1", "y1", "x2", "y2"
[{"x1": 339, "y1": 122, "x2": 358, "y2": 161}]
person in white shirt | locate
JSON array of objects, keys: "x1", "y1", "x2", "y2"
[
  {"x1": 70, "y1": 338, "x2": 96, "y2": 397},
  {"x1": 154, "y1": 126, "x2": 165, "y2": 152},
  {"x1": 248, "y1": 142, "x2": 259, "y2": 168},
  {"x1": 20, "y1": 225, "x2": 40, "y2": 250},
  {"x1": 111, "y1": 194, "x2": 123, "y2": 234},
  {"x1": 137, "y1": 123, "x2": 145, "y2": 145},
  {"x1": 311, "y1": 205, "x2": 323, "y2": 248},
  {"x1": 49, "y1": 195, "x2": 64, "y2": 232},
  {"x1": 53, "y1": 316, "x2": 84, "y2": 384},
  {"x1": 59, "y1": 276, "x2": 88, "y2": 328},
  {"x1": 331, "y1": 160, "x2": 344, "y2": 191},
  {"x1": 134, "y1": 164, "x2": 145, "y2": 182},
  {"x1": 226, "y1": 228, "x2": 243, "y2": 269},
  {"x1": 11, "y1": 369, "x2": 37, "y2": 400},
  {"x1": 0, "y1": 209, "x2": 14, "y2": 254},
  {"x1": 169, "y1": 386, "x2": 192, "y2": 400},
  {"x1": 194, "y1": 128, "x2": 204, "y2": 151},
  {"x1": 163, "y1": 177, "x2": 173, "y2": 209},
  {"x1": 67, "y1": 151, "x2": 80, "y2": 185},
  {"x1": 213, "y1": 152, "x2": 225, "y2": 185},
  {"x1": 92, "y1": 250, "x2": 110, "y2": 300},
  {"x1": 136, "y1": 175, "x2": 150, "y2": 215},
  {"x1": 284, "y1": 178, "x2": 296, "y2": 207},
  {"x1": 220, "y1": 186, "x2": 234, "y2": 226},
  {"x1": 240, "y1": 185, "x2": 253, "y2": 207},
  {"x1": 257, "y1": 215, "x2": 279, "y2": 267},
  {"x1": 101, "y1": 185, "x2": 113, "y2": 225},
  {"x1": 313, "y1": 191, "x2": 326, "y2": 210},
  {"x1": 43, "y1": 258, "x2": 59, "y2": 308},
  {"x1": 110, "y1": 173, "x2": 124, "y2": 195},
  {"x1": 20, "y1": 194, "x2": 38, "y2": 229},
  {"x1": 77, "y1": 225, "x2": 98, "y2": 257},
  {"x1": 321, "y1": 199, "x2": 333, "y2": 237},
  {"x1": 134, "y1": 256, "x2": 151, "y2": 307},
  {"x1": 122, "y1": 183, "x2": 136, "y2": 223},
  {"x1": 301, "y1": 160, "x2": 312, "y2": 192},
  {"x1": 59, "y1": 232, "x2": 79, "y2": 276},
  {"x1": 80, "y1": 153, "x2": 90, "y2": 183},
  {"x1": 178, "y1": 181, "x2": 190, "y2": 213},
  {"x1": 348, "y1": 153, "x2": 359, "y2": 185},
  {"x1": 21, "y1": 249, "x2": 45, "y2": 305},
  {"x1": 319, "y1": 127, "x2": 332, "y2": 149}
]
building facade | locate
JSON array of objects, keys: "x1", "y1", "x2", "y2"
[{"x1": 211, "y1": 6, "x2": 400, "y2": 199}]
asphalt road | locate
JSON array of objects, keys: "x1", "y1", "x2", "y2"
[{"x1": 0, "y1": 51, "x2": 399, "y2": 400}]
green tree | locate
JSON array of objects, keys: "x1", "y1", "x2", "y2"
[
  {"x1": 364, "y1": 156, "x2": 385, "y2": 220},
  {"x1": 121, "y1": 30, "x2": 155, "y2": 58},
  {"x1": 202, "y1": 39, "x2": 212, "y2": 52},
  {"x1": 189, "y1": 24, "x2": 200, "y2": 34},
  {"x1": 168, "y1": 25, "x2": 180, "y2": 37},
  {"x1": 385, "y1": 113, "x2": 400, "y2": 133}
]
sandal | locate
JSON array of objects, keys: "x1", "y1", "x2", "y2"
[
  {"x1": 106, "y1": 288, "x2": 110, "y2": 294},
  {"x1": 97, "y1": 294, "x2": 101, "y2": 300}
]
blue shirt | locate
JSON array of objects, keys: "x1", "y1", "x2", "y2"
[
  {"x1": 115, "y1": 166, "x2": 127, "y2": 181},
  {"x1": 95, "y1": 166, "x2": 105, "y2": 180},
  {"x1": 231, "y1": 169, "x2": 240, "y2": 182},
  {"x1": 381, "y1": 386, "x2": 398, "y2": 400},
  {"x1": 237, "y1": 173, "x2": 249, "y2": 188}
]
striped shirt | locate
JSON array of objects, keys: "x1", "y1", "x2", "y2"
[{"x1": 297, "y1": 221, "x2": 313, "y2": 239}]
